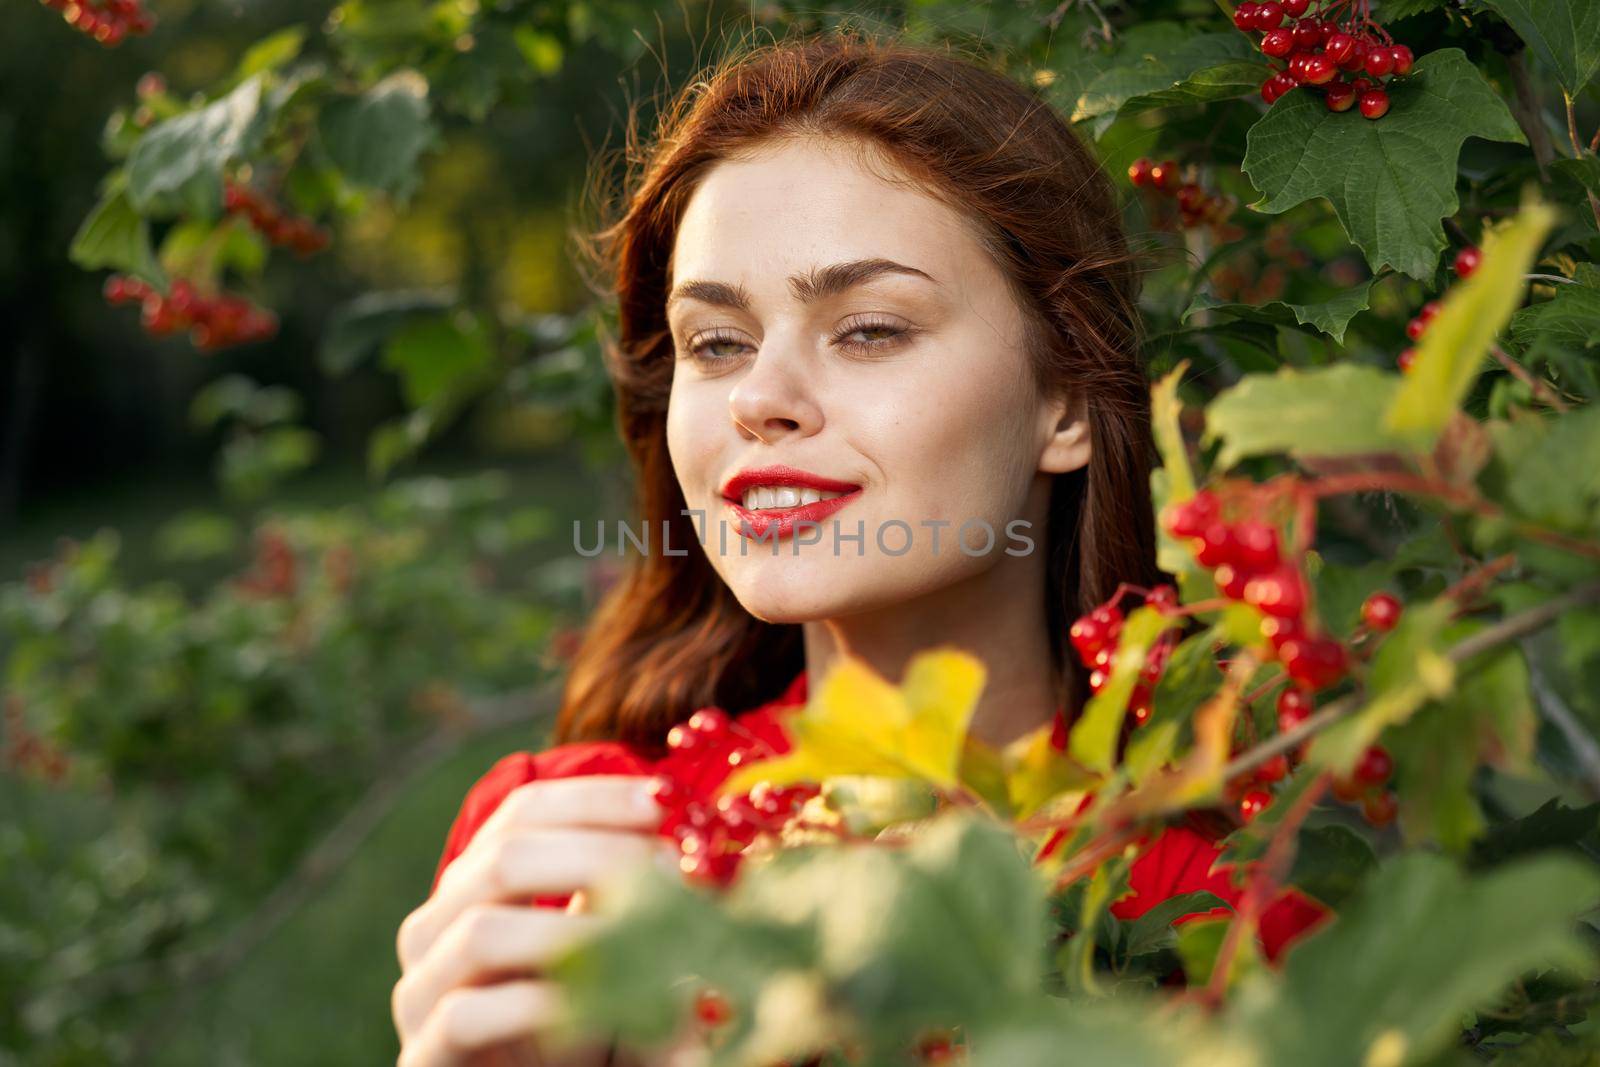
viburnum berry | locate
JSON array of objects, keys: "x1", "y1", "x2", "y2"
[
  {"x1": 1213, "y1": 563, "x2": 1250, "y2": 600},
  {"x1": 1360, "y1": 591, "x2": 1403, "y2": 632},
  {"x1": 38, "y1": 0, "x2": 156, "y2": 46},
  {"x1": 1256, "y1": 1, "x2": 1286, "y2": 28},
  {"x1": 1243, "y1": 565, "x2": 1307, "y2": 618},
  {"x1": 1331, "y1": 775, "x2": 1367, "y2": 803},
  {"x1": 1453, "y1": 245, "x2": 1482, "y2": 279},
  {"x1": 1256, "y1": 754, "x2": 1290, "y2": 784},
  {"x1": 1325, "y1": 80, "x2": 1357, "y2": 112},
  {"x1": 1260, "y1": 613, "x2": 1304, "y2": 651},
  {"x1": 1359, "y1": 88, "x2": 1391, "y2": 120},
  {"x1": 1291, "y1": 21, "x2": 1321, "y2": 51},
  {"x1": 1192, "y1": 521, "x2": 1238, "y2": 568},
  {"x1": 1353, "y1": 744, "x2": 1394, "y2": 785},
  {"x1": 1129, "y1": 157, "x2": 1156, "y2": 187},
  {"x1": 1234, "y1": 2, "x2": 1261, "y2": 31},
  {"x1": 1231, "y1": 520, "x2": 1282, "y2": 572},
  {"x1": 1362, "y1": 790, "x2": 1398, "y2": 827},
  {"x1": 1389, "y1": 45, "x2": 1415, "y2": 76},
  {"x1": 1262, "y1": 71, "x2": 1297, "y2": 104},
  {"x1": 1239, "y1": 789, "x2": 1273, "y2": 822},
  {"x1": 1363, "y1": 47, "x2": 1396, "y2": 78},
  {"x1": 1325, "y1": 32, "x2": 1359, "y2": 66},
  {"x1": 1276, "y1": 686, "x2": 1313, "y2": 732},
  {"x1": 1279, "y1": 636, "x2": 1348, "y2": 691},
  {"x1": 1284, "y1": 0, "x2": 1310, "y2": 16},
  {"x1": 105, "y1": 273, "x2": 279, "y2": 351},
  {"x1": 223, "y1": 179, "x2": 332, "y2": 258},
  {"x1": 1261, "y1": 28, "x2": 1294, "y2": 58},
  {"x1": 1150, "y1": 159, "x2": 1180, "y2": 191},
  {"x1": 693, "y1": 988, "x2": 733, "y2": 1027},
  {"x1": 1163, "y1": 492, "x2": 1220, "y2": 539},
  {"x1": 1398, "y1": 347, "x2": 1417, "y2": 373}
]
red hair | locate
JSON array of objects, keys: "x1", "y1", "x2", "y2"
[{"x1": 555, "y1": 25, "x2": 1160, "y2": 752}]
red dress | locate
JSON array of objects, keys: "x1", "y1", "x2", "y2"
[{"x1": 430, "y1": 670, "x2": 1327, "y2": 961}]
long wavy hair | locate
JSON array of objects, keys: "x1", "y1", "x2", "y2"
[{"x1": 553, "y1": 25, "x2": 1160, "y2": 753}]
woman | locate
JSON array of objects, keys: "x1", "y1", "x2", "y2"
[{"x1": 391, "y1": 26, "x2": 1322, "y2": 1066}]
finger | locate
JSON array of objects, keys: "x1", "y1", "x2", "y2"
[
  {"x1": 400, "y1": 829, "x2": 676, "y2": 968},
  {"x1": 397, "y1": 980, "x2": 565, "y2": 1067},
  {"x1": 477, "y1": 776, "x2": 667, "y2": 841},
  {"x1": 394, "y1": 905, "x2": 601, "y2": 1039}
]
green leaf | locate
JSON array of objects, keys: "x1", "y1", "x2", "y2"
[
  {"x1": 321, "y1": 288, "x2": 455, "y2": 375},
  {"x1": 1312, "y1": 598, "x2": 1456, "y2": 773},
  {"x1": 69, "y1": 185, "x2": 165, "y2": 286},
  {"x1": 1510, "y1": 282, "x2": 1600, "y2": 352},
  {"x1": 1184, "y1": 278, "x2": 1375, "y2": 344},
  {"x1": 1476, "y1": 0, "x2": 1600, "y2": 95},
  {"x1": 1073, "y1": 31, "x2": 1267, "y2": 136},
  {"x1": 1241, "y1": 49, "x2": 1525, "y2": 279},
  {"x1": 233, "y1": 26, "x2": 308, "y2": 82},
  {"x1": 380, "y1": 311, "x2": 495, "y2": 408},
  {"x1": 1287, "y1": 825, "x2": 1377, "y2": 907},
  {"x1": 1203, "y1": 364, "x2": 1410, "y2": 470},
  {"x1": 1151, "y1": 363, "x2": 1199, "y2": 578},
  {"x1": 1472, "y1": 798, "x2": 1600, "y2": 871},
  {"x1": 1123, "y1": 892, "x2": 1230, "y2": 958},
  {"x1": 1385, "y1": 198, "x2": 1559, "y2": 445},
  {"x1": 1380, "y1": 0, "x2": 1449, "y2": 16},
  {"x1": 1233, "y1": 853, "x2": 1600, "y2": 1067},
  {"x1": 127, "y1": 75, "x2": 271, "y2": 218},
  {"x1": 1387, "y1": 627, "x2": 1538, "y2": 852},
  {"x1": 1502, "y1": 404, "x2": 1600, "y2": 534},
  {"x1": 1070, "y1": 607, "x2": 1181, "y2": 774},
  {"x1": 317, "y1": 70, "x2": 437, "y2": 197}
]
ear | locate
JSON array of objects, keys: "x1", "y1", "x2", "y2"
[{"x1": 1038, "y1": 390, "x2": 1092, "y2": 475}]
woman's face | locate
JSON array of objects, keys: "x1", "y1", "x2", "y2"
[{"x1": 664, "y1": 135, "x2": 1090, "y2": 624}]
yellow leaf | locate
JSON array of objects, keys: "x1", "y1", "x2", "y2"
[
  {"x1": 718, "y1": 647, "x2": 987, "y2": 798},
  {"x1": 1003, "y1": 723, "x2": 1097, "y2": 820}
]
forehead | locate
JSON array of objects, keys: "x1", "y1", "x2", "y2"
[{"x1": 669, "y1": 136, "x2": 984, "y2": 286}]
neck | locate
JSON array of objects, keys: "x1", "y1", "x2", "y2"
[{"x1": 800, "y1": 537, "x2": 1065, "y2": 750}]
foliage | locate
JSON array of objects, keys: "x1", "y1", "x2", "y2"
[{"x1": 11, "y1": 0, "x2": 1600, "y2": 1062}]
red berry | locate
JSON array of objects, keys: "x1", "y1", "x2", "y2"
[
  {"x1": 1256, "y1": 1, "x2": 1286, "y2": 28},
  {"x1": 1260, "y1": 614, "x2": 1305, "y2": 652},
  {"x1": 1363, "y1": 790, "x2": 1398, "y2": 826},
  {"x1": 1360, "y1": 591, "x2": 1402, "y2": 632},
  {"x1": 1243, "y1": 565, "x2": 1306, "y2": 618},
  {"x1": 1405, "y1": 317, "x2": 1428, "y2": 341},
  {"x1": 1325, "y1": 80, "x2": 1357, "y2": 112},
  {"x1": 1192, "y1": 521, "x2": 1239, "y2": 568},
  {"x1": 1257, "y1": 754, "x2": 1290, "y2": 783},
  {"x1": 1279, "y1": 637, "x2": 1349, "y2": 691},
  {"x1": 135, "y1": 71, "x2": 166, "y2": 99},
  {"x1": 1325, "y1": 32, "x2": 1359, "y2": 65},
  {"x1": 1239, "y1": 789, "x2": 1273, "y2": 822},
  {"x1": 1284, "y1": 0, "x2": 1309, "y2": 15},
  {"x1": 688, "y1": 707, "x2": 731, "y2": 736},
  {"x1": 1234, "y1": 2, "x2": 1261, "y2": 31},
  {"x1": 1231, "y1": 521, "x2": 1282, "y2": 573},
  {"x1": 1338, "y1": 38, "x2": 1370, "y2": 72},
  {"x1": 1332, "y1": 775, "x2": 1367, "y2": 803},
  {"x1": 1398, "y1": 348, "x2": 1417, "y2": 373},
  {"x1": 1177, "y1": 183, "x2": 1207, "y2": 212},
  {"x1": 1354, "y1": 744, "x2": 1394, "y2": 785},
  {"x1": 1291, "y1": 21, "x2": 1320, "y2": 50},
  {"x1": 1276, "y1": 687, "x2": 1312, "y2": 732},
  {"x1": 1453, "y1": 246, "x2": 1482, "y2": 279},
  {"x1": 1214, "y1": 563, "x2": 1250, "y2": 600},
  {"x1": 666, "y1": 724, "x2": 699, "y2": 752},
  {"x1": 1150, "y1": 159, "x2": 1180, "y2": 192},
  {"x1": 1389, "y1": 44, "x2": 1414, "y2": 76},
  {"x1": 1302, "y1": 54, "x2": 1337, "y2": 85},
  {"x1": 1358, "y1": 88, "x2": 1390, "y2": 119},
  {"x1": 1261, "y1": 28, "x2": 1294, "y2": 57},
  {"x1": 1145, "y1": 584, "x2": 1179, "y2": 614},
  {"x1": 693, "y1": 988, "x2": 733, "y2": 1026},
  {"x1": 1363, "y1": 47, "x2": 1396, "y2": 78},
  {"x1": 1161, "y1": 491, "x2": 1219, "y2": 539},
  {"x1": 1129, "y1": 157, "x2": 1155, "y2": 187}
]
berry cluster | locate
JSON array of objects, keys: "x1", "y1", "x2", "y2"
[
  {"x1": 4, "y1": 695, "x2": 72, "y2": 785},
  {"x1": 1398, "y1": 245, "x2": 1479, "y2": 372},
  {"x1": 1163, "y1": 491, "x2": 1351, "y2": 692},
  {"x1": 103, "y1": 275, "x2": 280, "y2": 352},
  {"x1": 652, "y1": 708, "x2": 824, "y2": 887},
  {"x1": 223, "y1": 179, "x2": 331, "y2": 259},
  {"x1": 1069, "y1": 585, "x2": 1180, "y2": 727},
  {"x1": 37, "y1": 0, "x2": 154, "y2": 47},
  {"x1": 1331, "y1": 741, "x2": 1398, "y2": 826},
  {"x1": 233, "y1": 526, "x2": 298, "y2": 600},
  {"x1": 1233, "y1": 0, "x2": 1413, "y2": 119},
  {"x1": 1127, "y1": 159, "x2": 1237, "y2": 231}
]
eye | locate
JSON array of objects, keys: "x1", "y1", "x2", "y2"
[
  {"x1": 832, "y1": 315, "x2": 915, "y2": 355},
  {"x1": 682, "y1": 328, "x2": 752, "y2": 365}
]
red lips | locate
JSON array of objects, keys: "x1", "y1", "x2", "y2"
[{"x1": 720, "y1": 465, "x2": 863, "y2": 543}]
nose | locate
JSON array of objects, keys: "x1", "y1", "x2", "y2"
[{"x1": 727, "y1": 333, "x2": 823, "y2": 444}]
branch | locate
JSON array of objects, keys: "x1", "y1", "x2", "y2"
[
  {"x1": 1220, "y1": 581, "x2": 1600, "y2": 783},
  {"x1": 1505, "y1": 49, "x2": 1556, "y2": 176},
  {"x1": 1491, "y1": 344, "x2": 1571, "y2": 413},
  {"x1": 1564, "y1": 91, "x2": 1600, "y2": 231}
]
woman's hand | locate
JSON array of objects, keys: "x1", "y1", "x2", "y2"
[{"x1": 392, "y1": 774, "x2": 676, "y2": 1066}]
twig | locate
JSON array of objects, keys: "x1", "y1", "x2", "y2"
[
  {"x1": 1491, "y1": 345, "x2": 1571, "y2": 412},
  {"x1": 1220, "y1": 582, "x2": 1600, "y2": 783},
  {"x1": 1504, "y1": 50, "x2": 1555, "y2": 177},
  {"x1": 1564, "y1": 91, "x2": 1600, "y2": 230},
  {"x1": 1527, "y1": 273, "x2": 1577, "y2": 285},
  {"x1": 1528, "y1": 659, "x2": 1600, "y2": 801}
]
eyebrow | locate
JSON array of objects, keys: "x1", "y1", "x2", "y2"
[{"x1": 665, "y1": 257, "x2": 939, "y2": 315}]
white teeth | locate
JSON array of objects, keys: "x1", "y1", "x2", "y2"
[{"x1": 740, "y1": 485, "x2": 850, "y2": 511}]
